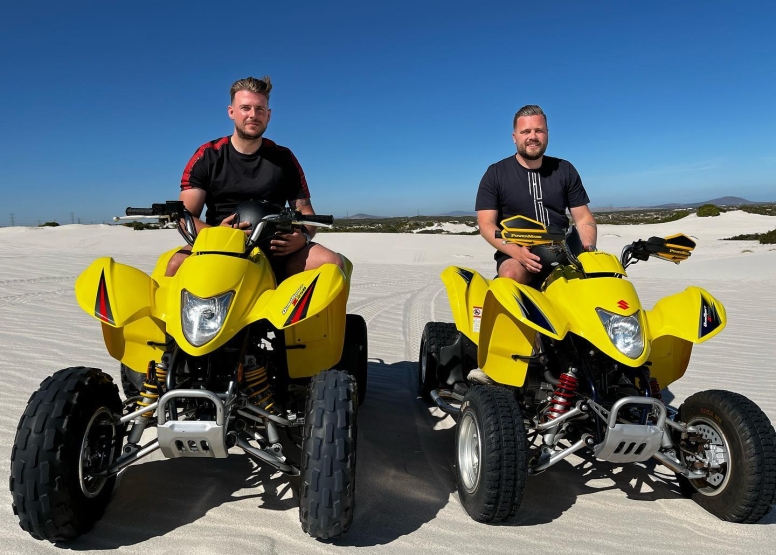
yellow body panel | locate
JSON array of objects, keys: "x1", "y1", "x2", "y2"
[
  {"x1": 440, "y1": 267, "x2": 491, "y2": 343},
  {"x1": 191, "y1": 226, "x2": 247, "y2": 254},
  {"x1": 577, "y1": 251, "x2": 627, "y2": 275},
  {"x1": 544, "y1": 274, "x2": 651, "y2": 367},
  {"x1": 645, "y1": 287, "x2": 726, "y2": 386},
  {"x1": 75, "y1": 227, "x2": 353, "y2": 376},
  {"x1": 75, "y1": 258, "x2": 156, "y2": 327},
  {"x1": 441, "y1": 226, "x2": 718, "y2": 390},
  {"x1": 477, "y1": 278, "x2": 569, "y2": 386}
]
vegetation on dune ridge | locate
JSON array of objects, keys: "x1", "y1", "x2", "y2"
[
  {"x1": 18, "y1": 204, "x2": 770, "y2": 234},
  {"x1": 324, "y1": 204, "x2": 775, "y2": 233},
  {"x1": 724, "y1": 229, "x2": 776, "y2": 244}
]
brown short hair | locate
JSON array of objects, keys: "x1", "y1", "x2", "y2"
[
  {"x1": 513, "y1": 105, "x2": 547, "y2": 129},
  {"x1": 230, "y1": 76, "x2": 273, "y2": 102}
]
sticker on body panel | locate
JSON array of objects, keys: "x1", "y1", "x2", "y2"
[
  {"x1": 282, "y1": 284, "x2": 308, "y2": 315},
  {"x1": 472, "y1": 306, "x2": 482, "y2": 332}
]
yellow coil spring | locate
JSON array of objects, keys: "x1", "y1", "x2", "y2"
[
  {"x1": 136, "y1": 366, "x2": 166, "y2": 418},
  {"x1": 244, "y1": 366, "x2": 275, "y2": 412}
]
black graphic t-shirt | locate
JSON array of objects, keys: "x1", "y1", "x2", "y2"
[
  {"x1": 475, "y1": 155, "x2": 590, "y2": 230},
  {"x1": 181, "y1": 136, "x2": 310, "y2": 226}
]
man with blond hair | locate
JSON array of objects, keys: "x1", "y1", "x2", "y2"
[
  {"x1": 476, "y1": 104, "x2": 597, "y2": 285},
  {"x1": 166, "y1": 76, "x2": 343, "y2": 278}
]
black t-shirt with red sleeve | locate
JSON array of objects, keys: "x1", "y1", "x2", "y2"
[
  {"x1": 475, "y1": 155, "x2": 590, "y2": 230},
  {"x1": 181, "y1": 136, "x2": 310, "y2": 226}
]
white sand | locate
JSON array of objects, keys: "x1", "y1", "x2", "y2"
[
  {"x1": 1, "y1": 210, "x2": 775, "y2": 554},
  {"x1": 412, "y1": 222, "x2": 477, "y2": 234}
]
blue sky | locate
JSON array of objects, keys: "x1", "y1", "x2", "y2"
[{"x1": 1, "y1": 1, "x2": 774, "y2": 224}]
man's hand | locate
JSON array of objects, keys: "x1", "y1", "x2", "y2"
[
  {"x1": 269, "y1": 228, "x2": 308, "y2": 255},
  {"x1": 509, "y1": 244, "x2": 542, "y2": 273},
  {"x1": 221, "y1": 214, "x2": 251, "y2": 235}
]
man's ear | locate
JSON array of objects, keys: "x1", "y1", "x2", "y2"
[{"x1": 227, "y1": 104, "x2": 235, "y2": 121}]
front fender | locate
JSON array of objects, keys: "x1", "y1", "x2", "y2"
[
  {"x1": 75, "y1": 257, "x2": 155, "y2": 327},
  {"x1": 646, "y1": 287, "x2": 726, "y2": 387},
  {"x1": 252, "y1": 263, "x2": 347, "y2": 329},
  {"x1": 646, "y1": 286, "x2": 726, "y2": 344},
  {"x1": 477, "y1": 278, "x2": 569, "y2": 387}
]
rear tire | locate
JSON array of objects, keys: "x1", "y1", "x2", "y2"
[
  {"x1": 455, "y1": 384, "x2": 528, "y2": 522},
  {"x1": 676, "y1": 390, "x2": 776, "y2": 523},
  {"x1": 299, "y1": 369, "x2": 358, "y2": 539},
  {"x1": 417, "y1": 322, "x2": 458, "y2": 401},
  {"x1": 9, "y1": 367, "x2": 124, "y2": 542},
  {"x1": 337, "y1": 314, "x2": 368, "y2": 406}
]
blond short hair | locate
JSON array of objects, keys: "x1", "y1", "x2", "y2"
[{"x1": 230, "y1": 76, "x2": 273, "y2": 102}]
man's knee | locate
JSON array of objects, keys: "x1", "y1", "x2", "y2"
[
  {"x1": 165, "y1": 249, "x2": 191, "y2": 277},
  {"x1": 306, "y1": 244, "x2": 344, "y2": 271},
  {"x1": 498, "y1": 258, "x2": 531, "y2": 284}
]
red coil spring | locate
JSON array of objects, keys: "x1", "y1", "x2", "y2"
[
  {"x1": 649, "y1": 377, "x2": 662, "y2": 400},
  {"x1": 546, "y1": 372, "x2": 579, "y2": 419}
]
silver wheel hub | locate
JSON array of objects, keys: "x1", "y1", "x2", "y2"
[
  {"x1": 684, "y1": 418, "x2": 731, "y2": 495},
  {"x1": 457, "y1": 410, "x2": 482, "y2": 494}
]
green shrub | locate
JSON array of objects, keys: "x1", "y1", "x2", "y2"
[
  {"x1": 724, "y1": 228, "x2": 776, "y2": 244},
  {"x1": 697, "y1": 204, "x2": 721, "y2": 217},
  {"x1": 759, "y1": 229, "x2": 776, "y2": 244},
  {"x1": 38, "y1": 221, "x2": 60, "y2": 227},
  {"x1": 122, "y1": 221, "x2": 157, "y2": 231}
]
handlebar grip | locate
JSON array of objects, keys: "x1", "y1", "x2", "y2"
[
  {"x1": 304, "y1": 215, "x2": 334, "y2": 225},
  {"x1": 495, "y1": 230, "x2": 503, "y2": 239},
  {"x1": 126, "y1": 207, "x2": 155, "y2": 216}
]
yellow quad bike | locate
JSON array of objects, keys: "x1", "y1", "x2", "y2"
[
  {"x1": 419, "y1": 215, "x2": 776, "y2": 524},
  {"x1": 10, "y1": 200, "x2": 367, "y2": 542}
]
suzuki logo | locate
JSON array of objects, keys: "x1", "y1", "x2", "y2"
[{"x1": 617, "y1": 300, "x2": 629, "y2": 310}]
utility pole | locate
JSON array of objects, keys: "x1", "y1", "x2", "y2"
[
  {"x1": 10, "y1": 213, "x2": 14, "y2": 226},
  {"x1": 70, "y1": 212, "x2": 75, "y2": 224}
]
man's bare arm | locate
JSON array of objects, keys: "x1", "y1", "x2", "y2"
[
  {"x1": 292, "y1": 197, "x2": 316, "y2": 238},
  {"x1": 569, "y1": 205, "x2": 597, "y2": 250},
  {"x1": 477, "y1": 210, "x2": 542, "y2": 270},
  {"x1": 180, "y1": 188, "x2": 209, "y2": 233}
]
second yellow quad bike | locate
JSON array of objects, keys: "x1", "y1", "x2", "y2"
[
  {"x1": 419, "y1": 215, "x2": 775, "y2": 524},
  {"x1": 10, "y1": 200, "x2": 367, "y2": 542}
]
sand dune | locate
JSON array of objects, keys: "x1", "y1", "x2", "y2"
[{"x1": 1, "y1": 211, "x2": 775, "y2": 554}]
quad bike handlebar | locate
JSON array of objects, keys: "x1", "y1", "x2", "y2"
[
  {"x1": 122, "y1": 201, "x2": 335, "y2": 256},
  {"x1": 497, "y1": 221, "x2": 694, "y2": 273}
]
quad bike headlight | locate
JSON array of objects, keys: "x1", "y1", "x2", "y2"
[
  {"x1": 596, "y1": 308, "x2": 644, "y2": 359},
  {"x1": 181, "y1": 290, "x2": 234, "y2": 347}
]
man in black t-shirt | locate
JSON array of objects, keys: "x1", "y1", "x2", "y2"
[
  {"x1": 475, "y1": 105, "x2": 597, "y2": 284},
  {"x1": 166, "y1": 76, "x2": 343, "y2": 279}
]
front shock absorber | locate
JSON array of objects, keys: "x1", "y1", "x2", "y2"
[
  {"x1": 648, "y1": 376, "x2": 662, "y2": 400},
  {"x1": 244, "y1": 363, "x2": 275, "y2": 412},
  {"x1": 545, "y1": 369, "x2": 579, "y2": 420},
  {"x1": 136, "y1": 361, "x2": 165, "y2": 417}
]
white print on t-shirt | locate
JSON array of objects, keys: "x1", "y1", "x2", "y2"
[{"x1": 528, "y1": 171, "x2": 550, "y2": 226}]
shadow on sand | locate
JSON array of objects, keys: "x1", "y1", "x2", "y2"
[
  {"x1": 57, "y1": 360, "x2": 774, "y2": 549},
  {"x1": 64, "y1": 358, "x2": 454, "y2": 549}
]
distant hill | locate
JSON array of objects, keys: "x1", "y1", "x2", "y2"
[
  {"x1": 438, "y1": 210, "x2": 476, "y2": 217},
  {"x1": 651, "y1": 196, "x2": 765, "y2": 209},
  {"x1": 346, "y1": 213, "x2": 384, "y2": 220}
]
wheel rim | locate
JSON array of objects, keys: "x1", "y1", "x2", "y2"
[
  {"x1": 79, "y1": 406, "x2": 118, "y2": 498},
  {"x1": 683, "y1": 416, "x2": 731, "y2": 496},
  {"x1": 458, "y1": 410, "x2": 482, "y2": 494}
]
